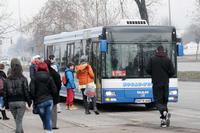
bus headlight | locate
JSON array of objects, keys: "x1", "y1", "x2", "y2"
[
  {"x1": 105, "y1": 91, "x2": 116, "y2": 96},
  {"x1": 169, "y1": 90, "x2": 178, "y2": 95}
]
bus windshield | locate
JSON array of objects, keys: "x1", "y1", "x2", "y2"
[{"x1": 102, "y1": 43, "x2": 177, "y2": 78}]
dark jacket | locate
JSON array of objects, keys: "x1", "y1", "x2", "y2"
[
  {"x1": 3, "y1": 77, "x2": 32, "y2": 109},
  {"x1": 30, "y1": 71, "x2": 57, "y2": 105},
  {"x1": 145, "y1": 51, "x2": 175, "y2": 84},
  {"x1": 29, "y1": 61, "x2": 38, "y2": 79},
  {"x1": 0, "y1": 70, "x2": 6, "y2": 96},
  {"x1": 7, "y1": 58, "x2": 22, "y2": 76},
  {"x1": 48, "y1": 67, "x2": 61, "y2": 104},
  {"x1": 65, "y1": 67, "x2": 75, "y2": 89}
]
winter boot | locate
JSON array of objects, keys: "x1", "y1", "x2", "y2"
[
  {"x1": 93, "y1": 107, "x2": 99, "y2": 115},
  {"x1": 85, "y1": 109, "x2": 91, "y2": 115},
  {"x1": 1, "y1": 110, "x2": 10, "y2": 120}
]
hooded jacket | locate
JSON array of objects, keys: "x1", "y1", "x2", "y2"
[
  {"x1": 29, "y1": 61, "x2": 39, "y2": 79},
  {"x1": 30, "y1": 71, "x2": 57, "y2": 105},
  {"x1": 65, "y1": 67, "x2": 75, "y2": 89},
  {"x1": 145, "y1": 51, "x2": 175, "y2": 84},
  {"x1": 75, "y1": 62, "x2": 94, "y2": 85},
  {"x1": 3, "y1": 77, "x2": 32, "y2": 109},
  {"x1": 7, "y1": 58, "x2": 22, "y2": 76}
]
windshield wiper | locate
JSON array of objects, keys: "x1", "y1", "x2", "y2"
[{"x1": 122, "y1": 76, "x2": 127, "y2": 80}]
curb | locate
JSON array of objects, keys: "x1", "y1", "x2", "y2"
[{"x1": 178, "y1": 79, "x2": 200, "y2": 82}]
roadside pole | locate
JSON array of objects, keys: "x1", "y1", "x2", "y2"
[{"x1": 196, "y1": 42, "x2": 200, "y2": 60}]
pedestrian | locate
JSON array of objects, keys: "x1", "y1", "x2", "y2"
[
  {"x1": 65, "y1": 62, "x2": 78, "y2": 110},
  {"x1": 30, "y1": 62, "x2": 57, "y2": 133},
  {"x1": 3, "y1": 64, "x2": 32, "y2": 133},
  {"x1": 44, "y1": 60, "x2": 61, "y2": 130},
  {"x1": 0, "y1": 63, "x2": 9, "y2": 120},
  {"x1": 75, "y1": 56, "x2": 99, "y2": 115},
  {"x1": 49, "y1": 54, "x2": 61, "y2": 113},
  {"x1": 49, "y1": 55, "x2": 60, "y2": 74},
  {"x1": 30, "y1": 55, "x2": 41, "y2": 79},
  {"x1": 145, "y1": 46, "x2": 175, "y2": 127},
  {"x1": 7, "y1": 58, "x2": 22, "y2": 76}
]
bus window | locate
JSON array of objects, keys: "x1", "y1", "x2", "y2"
[
  {"x1": 143, "y1": 43, "x2": 177, "y2": 77},
  {"x1": 74, "y1": 42, "x2": 82, "y2": 66},
  {"x1": 60, "y1": 43, "x2": 67, "y2": 72},
  {"x1": 67, "y1": 43, "x2": 74, "y2": 62},
  {"x1": 103, "y1": 43, "x2": 141, "y2": 78},
  {"x1": 53, "y1": 44, "x2": 61, "y2": 66},
  {"x1": 47, "y1": 46, "x2": 53, "y2": 59}
]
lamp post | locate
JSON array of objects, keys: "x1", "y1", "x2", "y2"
[
  {"x1": 168, "y1": 0, "x2": 171, "y2": 26},
  {"x1": 18, "y1": 0, "x2": 23, "y2": 64}
]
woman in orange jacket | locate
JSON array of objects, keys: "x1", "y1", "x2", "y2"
[{"x1": 75, "y1": 56, "x2": 99, "y2": 115}]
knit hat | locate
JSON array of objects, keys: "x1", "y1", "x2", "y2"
[{"x1": 80, "y1": 55, "x2": 88, "y2": 63}]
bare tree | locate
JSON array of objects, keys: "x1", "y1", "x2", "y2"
[
  {"x1": 134, "y1": 0, "x2": 149, "y2": 23},
  {"x1": 0, "y1": 0, "x2": 14, "y2": 38},
  {"x1": 134, "y1": 0, "x2": 160, "y2": 24}
]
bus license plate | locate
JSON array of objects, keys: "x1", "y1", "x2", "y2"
[{"x1": 135, "y1": 99, "x2": 151, "y2": 103}]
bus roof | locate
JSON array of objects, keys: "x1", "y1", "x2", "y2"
[
  {"x1": 44, "y1": 26, "x2": 103, "y2": 44},
  {"x1": 44, "y1": 25, "x2": 176, "y2": 44},
  {"x1": 103, "y1": 25, "x2": 176, "y2": 31}
]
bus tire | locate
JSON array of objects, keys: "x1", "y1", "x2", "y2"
[{"x1": 145, "y1": 103, "x2": 156, "y2": 108}]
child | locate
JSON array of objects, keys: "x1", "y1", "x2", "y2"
[{"x1": 65, "y1": 62, "x2": 78, "y2": 110}]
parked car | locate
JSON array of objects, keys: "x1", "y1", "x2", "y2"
[{"x1": 0, "y1": 58, "x2": 10, "y2": 66}]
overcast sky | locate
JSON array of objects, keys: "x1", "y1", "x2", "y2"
[{"x1": 1, "y1": 0, "x2": 197, "y2": 52}]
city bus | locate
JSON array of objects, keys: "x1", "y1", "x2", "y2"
[{"x1": 44, "y1": 20, "x2": 178, "y2": 108}]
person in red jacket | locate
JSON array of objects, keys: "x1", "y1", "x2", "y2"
[
  {"x1": 75, "y1": 56, "x2": 99, "y2": 115},
  {"x1": 29, "y1": 55, "x2": 41, "y2": 78}
]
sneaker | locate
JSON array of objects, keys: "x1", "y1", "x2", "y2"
[
  {"x1": 65, "y1": 105, "x2": 69, "y2": 110},
  {"x1": 160, "y1": 119, "x2": 166, "y2": 127},
  {"x1": 165, "y1": 113, "x2": 171, "y2": 127},
  {"x1": 69, "y1": 105, "x2": 78, "y2": 110}
]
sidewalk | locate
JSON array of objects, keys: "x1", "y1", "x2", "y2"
[{"x1": 1, "y1": 109, "x2": 198, "y2": 133}]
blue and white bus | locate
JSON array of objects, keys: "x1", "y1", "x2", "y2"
[{"x1": 44, "y1": 19, "x2": 178, "y2": 108}]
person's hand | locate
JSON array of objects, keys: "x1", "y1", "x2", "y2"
[
  {"x1": 6, "y1": 109, "x2": 10, "y2": 111},
  {"x1": 26, "y1": 107, "x2": 30, "y2": 111}
]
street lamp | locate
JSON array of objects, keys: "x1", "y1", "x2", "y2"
[
  {"x1": 168, "y1": 0, "x2": 171, "y2": 26},
  {"x1": 18, "y1": 0, "x2": 23, "y2": 63}
]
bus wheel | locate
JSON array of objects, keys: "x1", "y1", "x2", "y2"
[{"x1": 145, "y1": 103, "x2": 156, "y2": 109}]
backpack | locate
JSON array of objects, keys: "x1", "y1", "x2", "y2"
[
  {"x1": 0, "y1": 76, "x2": 5, "y2": 94},
  {"x1": 62, "y1": 72, "x2": 69, "y2": 86}
]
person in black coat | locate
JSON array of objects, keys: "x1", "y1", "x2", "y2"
[
  {"x1": 44, "y1": 60, "x2": 61, "y2": 130},
  {"x1": 3, "y1": 64, "x2": 32, "y2": 133},
  {"x1": 30, "y1": 62, "x2": 57, "y2": 133},
  {"x1": 0, "y1": 63, "x2": 9, "y2": 120},
  {"x1": 146, "y1": 46, "x2": 175, "y2": 127}
]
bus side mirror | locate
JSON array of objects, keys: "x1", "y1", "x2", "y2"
[{"x1": 100, "y1": 40, "x2": 107, "y2": 52}]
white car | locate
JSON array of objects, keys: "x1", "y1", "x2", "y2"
[{"x1": 0, "y1": 59, "x2": 10, "y2": 66}]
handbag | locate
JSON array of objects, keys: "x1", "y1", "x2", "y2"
[
  {"x1": 84, "y1": 83, "x2": 96, "y2": 98},
  {"x1": 32, "y1": 104, "x2": 38, "y2": 114},
  {"x1": 84, "y1": 69, "x2": 96, "y2": 98}
]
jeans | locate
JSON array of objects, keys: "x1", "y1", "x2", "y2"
[
  {"x1": 9, "y1": 101, "x2": 26, "y2": 133},
  {"x1": 37, "y1": 99, "x2": 53, "y2": 131},
  {"x1": 0, "y1": 96, "x2": 4, "y2": 108}
]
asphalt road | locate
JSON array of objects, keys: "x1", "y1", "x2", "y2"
[
  {"x1": 178, "y1": 62, "x2": 200, "y2": 71},
  {"x1": 1, "y1": 66, "x2": 199, "y2": 132}
]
